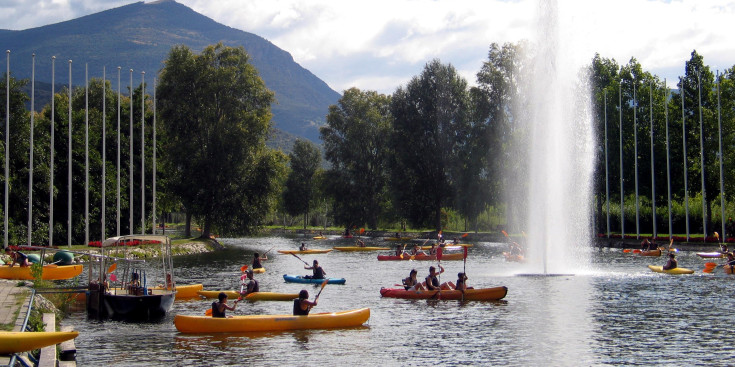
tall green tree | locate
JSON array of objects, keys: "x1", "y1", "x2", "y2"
[
  {"x1": 157, "y1": 43, "x2": 284, "y2": 237},
  {"x1": 321, "y1": 88, "x2": 392, "y2": 230},
  {"x1": 389, "y1": 59, "x2": 471, "y2": 230},
  {"x1": 283, "y1": 139, "x2": 321, "y2": 229}
]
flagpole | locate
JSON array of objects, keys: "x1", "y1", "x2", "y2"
[
  {"x1": 717, "y1": 71, "x2": 725, "y2": 240},
  {"x1": 27, "y1": 54, "x2": 35, "y2": 247},
  {"x1": 141, "y1": 71, "x2": 145, "y2": 235},
  {"x1": 697, "y1": 70, "x2": 706, "y2": 237},
  {"x1": 664, "y1": 79, "x2": 672, "y2": 239},
  {"x1": 68, "y1": 59, "x2": 72, "y2": 247},
  {"x1": 604, "y1": 89, "x2": 609, "y2": 238},
  {"x1": 102, "y1": 66, "x2": 106, "y2": 241},
  {"x1": 649, "y1": 82, "x2": 656, "y2": 238},
  {"x1": 152, "y1": 77, "x2": 157, "y2": 235},
  {"x1": 5, "y1": 50, "x2": 9, "y2": 249},
  {"x1": 85, "y1": 63, "x2": 89, "y2": 247},
  {"x1": 619, "y1": 81, "x2": 624, "y2": 238},
  {"x1": 633, "y1": 81, "x2": 639, "y2": 239},
  {"x1": 49, "y1": 56, "x2": 55, "y2": 247},
  {"x1": 681, "y1": 77, "x2": 690, "y2": 241},
  {"x1": 116, "y1": 66, "x2": 121, "y2": 236},
  {"x1": 129, "y1": 68, "x2": 133, "y2": 235}
]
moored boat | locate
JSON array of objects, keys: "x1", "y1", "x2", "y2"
[
  {"x1": 647, "y1": 265, "x2": 694, "y2": 274},
  {"x1": 174, "y1": 308, "x2": 370, "y2": 333},
  {"x1": 380, "y1": 286, "x2": 508, "y2": 301},
  {"x1": 377, "y1": 252, "x2": 464, "y2": 261},
  {"x1": 0, "y1": 264, "x2": 83, "y2": 280},
  {"x1": 696, "y1": 252, "x2": 726, "y2": 258},
  {"x1": 333, "y1": 246, "x2": 390, "y2": 252},
  {"x1": 0, "y1": 331, "x2": 79, "y2": 354},
  {"x1": 283, "y1": 274, "x2": 346, "y2": 284},
  {"x1": 197, "y1": 290, "x2": 299, "y2": 301},
  {"x1": 277, "y1": 249, "x2": 333, "y2": 255}
]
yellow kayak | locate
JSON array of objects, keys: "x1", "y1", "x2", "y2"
[
  {"x1": 333, "y1": 246, "x2": 390, "y2": 252},
  {"x1": 0, "y1": 264, "x2": 83, "y2": 280},
  {"x1": 277, "y1": 249, "x2": 333, "y2": 254},
  {"x1": 196, "y1": 290, "x2": 298, "y2": 301},
  {"x1": 647, "y1": 265, "x2": 694, "y2": 274},
  {"x1": 148, "y1": 284, "x2": 202, "y2": 300},
  {"x1": 313, "y1": 236, "x2": 328, "y2": 240},
  {"x1": 0, "y1": 331, "x2": 79, "y2": 354},
  {"x1": 174, "y1": 308, "x2": 370, "y2": 333},
  {"x1": 252, "y1": 267, "x2": 266, "y2": 274}
]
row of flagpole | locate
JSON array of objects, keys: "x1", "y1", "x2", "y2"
[
  {"x1": 603, "y1": 71, "x2": 725, "y2": 241},
  {"x1": 3, "y1": 50, "x2": 157, "y2": 248}
]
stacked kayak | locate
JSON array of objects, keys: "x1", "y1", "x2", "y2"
[
  {"x1": 197, "y1": 290, "x2": 299, "y2": 301},
  {"x1": 380, "y1": 286, "x2": 507, "y2": 301},
  {"x1": 0, "y1": 331, "x2": 79, "y2": 354},
  {"x1": 0, "y1": 264, "x2": 83, "y2": 280},
  {"x1": 648, "y1": 265, "x2": 694, "y2": 274},
  {"x1": 278, "y1": 249, "x2": 333, "y2": 254},
  {"x1": 696, "y1": 252, "x2": 726, "y2": 258},
  {"x1": 333, "y1": 246, "x2": 390, "y2": 252},
  {"x1": 283, "y1": 274, "x2": 346, "y2": 284},
  {"x1": 174, "y1": 308, "x2": 370, "y2": 333},
  {"x1": 377, "y1": 253, "x2": 464, "y2": 261}
]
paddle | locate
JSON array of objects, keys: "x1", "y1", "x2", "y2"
[
  {"x1": 461, "y1": 233, "x2": 469, "y2": 238},
  {"x1": 290, "y1": 253, "x2": 310, "y2": 266},
  {"x1": 240, "y1": 265, "x2": 249, "y2": 272},
  {"x1": 107, "y1": 263, "x2": 117, "y2": 273},
  {"x1": 314, "y1": 279, "x2": 329, "y2": 303},
  {"x1": 623, "y1": 249, "x2": 632, "y2": 253}
]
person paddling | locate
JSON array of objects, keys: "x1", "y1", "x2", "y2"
[
  {"x1": 212, "y1": 292, "x2": 239, "y2": 318},
  {"x1": 293, "y1": 289, "x2": 317, "y2": 315},
  {"x1": 662, "y1": 252, "x2": 678, "y2": 270},
  {"x1": 402, "y1": 269, "x2": 424, "y2": 291},
  {"x1": 424, "y1": 265, "x2": 444, "y2": 291},
  {"x1": 454, "y1": 272, "x2": 472, "y2": 291},
  {"x1": 240, "y1": 269, "x2": 259, "y2": 297},
  {"x1": 251, "y1": 252, "x2": 267, "y2": 270},
  {"x1": 304, "y1": 259, "x2": 326, "y2": 279},
  {"x1": 299, "y1": 242, "x2": 308, "y2": 251}
]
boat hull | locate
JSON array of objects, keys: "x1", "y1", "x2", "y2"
[
  {"x1": 0, "y1": 331, "x2": 79, "y2": 354},
  {"x1": 91, "y1": 292, "x2": 176, "y2": 321},
  {"x1": 333, "y1": 246, "x2": 390, "y2": 252},
  {"x1": 174, "y1": 308, "x2": 370, "y2": 333},
  {"x1": 277, "y1": 249, "x2": 333, "y2": 254},
  {"x1": 377, "y1": 253, "x2": 464, "y2": 261},
  {"x1": 0, "y1": 264, "x2": 83, "y2": 280},
  {"x1": 639, "y1": 249, "x2": 662, "y2": 257},
  {"x1": 196, "y1": 290, "x2": 299, "y2": 301},
  {"x1": 283, "y1": 274, "x2": 346, "y2": 284},
  {"x1": 251, "y1": 267, "x2": 266, "y2": 273},
  {"x1": 647, "y1": 265, "x2": 694, "y2": 274},
  {"x1": 379, "y1": 287, "x2": 508, "y2": 301},
  {"x1": 150, "y1": 284, "x2": 202, "y2": 300},
  {"x1": 696, "y1": 252, "x2": 726, "y2": 258}
]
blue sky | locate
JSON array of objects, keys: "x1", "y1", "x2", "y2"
[{"x1": 1, "y1": 0, "x2": 733, "y2": 94}]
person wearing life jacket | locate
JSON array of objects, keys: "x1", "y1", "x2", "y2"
[
  {"x1": 293, "y1": 289, "x2": 317, "y2": 316},
  {"x1": 251, "y1": 252, "x2": 267, "y2": 270},
  {"x1": 240, "y1": 269, "x2": 259, "y2": 297},
  {"x1": 402, "y1": 269, "x2": 424, "y2": 291},
  {"x1": 424, "y1": 265, "x2": 444, "y2": 291},
  {"x1": 299, "y1": 242, "x2": 308, "y2": 251},
  {"x1": 211, "y1": 292, "x2": 239, "y2": 318},
  {"x1": 662, "y1": 253, "x2": 678, "y2": 270},
  {"x1": 304, "y1": 259, "x2": 326, "y2": 279},
  {"x1": 4, "y1": 248, "x2": 30, "y2": 267}
]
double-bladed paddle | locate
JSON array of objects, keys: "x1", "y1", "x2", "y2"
[{"x1": 290, "y1": 252, "x2": 311, "y2": 266}]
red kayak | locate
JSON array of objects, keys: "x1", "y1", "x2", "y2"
[
  {"x1": 379, "y1": 286, "x2": 507, "y2": 301},
  {"x1": 377, "y1": 253, "x2": 464, "y2": 261}
]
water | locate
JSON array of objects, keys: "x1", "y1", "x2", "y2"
[{"x1": 62, "y1": 236, "x2": 735, "y2": 366}]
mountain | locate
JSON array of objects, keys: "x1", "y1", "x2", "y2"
[{"x1": 0, "y1": 0, "x2": 341, "y2": 142}]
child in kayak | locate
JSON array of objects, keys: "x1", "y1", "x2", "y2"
[
  {"x1": 662, "y1": 253, "x2": 678, "y2": 270},
  {"x1": 304, "y1": 259, "x2": 326, "y2": 279},
  {"x1": 402, "y1": 269, "x2": 424, "y2": 291},
  {"x1": 240, "y1": 269, "x2": 259, "y2": 297},
  {"x1": 212, "y1": 292, "x2": 239, "y2": 318},
  {"x1": 293, "y1": 289, "x2": 317, "y2": 315},
  {"x1": 454, "y1": 272, "x2": 471, "y2": 291},
  {"x1": 251, "y1": 252, "x2": 267, "y2": 270},
  {"x1": 4, "y1": 248, "x2": 30, "y2": 267}
]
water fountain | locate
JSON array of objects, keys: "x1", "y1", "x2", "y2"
[{"x1": 519, "y1": 0, "x2": 596, "y2": 275}]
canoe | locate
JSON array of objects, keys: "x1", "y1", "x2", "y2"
[
  {"x1": 278, "y1": 249, "x2": 333, "y2": 254},
  {"x1": 252, "y1": 267, "x2": 266, "y2": 274},
  {"x1": 313, "y1": 236, "x2": 327, "y2": 240},
  {"x1": 333, "y1": 246, "x2": 390, "y2": 252},
  {"x1": 0, "y1": 264, "x2": 83, "y2": 280},
  {"x1": 384, "y1": 237, "x2": 412, "y2": 241},
  {"x1": 647, "y1": 265, "x2": 694, "y2": 274},
  {"x1": 379, "y1": 286, "x2": 508, "y2": 301},
  {"x1": 0, "y1": 331, "x2": 79, "y2": 354},
  {"x1": 639, "y1": 249, "x2": 662, "y2": 257},
  {"x1": 174, "y1": 308, "x2": 370, "y2": 333},
  {"x1": 377, "y1": 253, "x2": 464, "y2": 261},
  {"x1": 502, "y1": 252, "x2": 525, "y2": 262},
  {"x1": 196, "y1": 290, "x2": 299, "y2": 301},
  {"x1": 283, "y1": 274, "x2": 346, "y2": 284},
  {"x1": 696, "y1": 252, "x2": 726, "y2": 258}
]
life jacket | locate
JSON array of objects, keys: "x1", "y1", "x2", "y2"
[
  {"x1": 211, "y1": 301, "x2": 226, "y2": 318},
  {"x1": 293, "y1": 299, "x2": 310, "y2": 315}
]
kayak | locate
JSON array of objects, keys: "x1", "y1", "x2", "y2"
[
  {"x1": 647, "y1": 265, "x2": 694, "y2": 274},
  {"x1": 0, "y1": 331, "x2": 79, "y2": 354},
  {"x1": 379, "y1": 286, "x2": 508, "y2": 301},
  {"x1": 251, "y1": 267, "x2": 266, "y2": 274},
  {"x1": 196, "y1": 290, "x2": 299, "y2": 301},
  {"x1": 420, "y1": 244, "x2": 473, "y2": 249},
  {"x1": 313, "y1": 236, "x2": 327, "y2": 240},
  {"x1": 0, "y1": 264, "x2": 83, "y2": 280},
  {"x1": 639, "y1": 249, "x2": 661, "y2": 257},
  {"x1": 696, "y1": 252, "x2": 726, "y2": 258},
  {"x1": 503, "y1": 252, "x2": 525, "y2": 262},
  {"x1": 283, "y1": 274, "x2": 346, "y2": 284},
  {"x1": 384, "y1": 237, "x2": 412, "y2": 241},
  {"x1": 174, "y1": 308, "x2": 370, "y2": 333},
  {"x1": 377, "y1": 253, "x2": 464, "y2": 261},
  {"x1": 278, "y1": 249, "x2": 333, "y2": 254},
  {"x1": 333, "y1": 246, "x2": 390, "y2": 252},
  {"x1": 149, "y1": 283, "x2": 202, "y2": 300}
]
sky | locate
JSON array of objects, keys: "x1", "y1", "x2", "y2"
[{"x1": 1, "y1": 0, "x2": 734, "y2": 94}]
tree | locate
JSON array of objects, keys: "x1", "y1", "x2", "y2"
[
  {"x1": 283, "y1": 139, "x2": 321, "y2": 229},
  {"x1": 157, "y1": 43, "x2": 283, "y2": 237},
  {"x1": 321, "y1": 88, "x2": 392, "y2": 230},
  {"x1": 389, "y1": 59, "x2": 471, "y2": 230}
]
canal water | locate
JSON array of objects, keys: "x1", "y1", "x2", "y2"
[{"x1": 62, "y1": 236, "x2": 735, "y2": 366}]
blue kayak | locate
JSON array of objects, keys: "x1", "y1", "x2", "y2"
[{"x1": 282, "y1": 274, "x2": 346, "y2": 284}]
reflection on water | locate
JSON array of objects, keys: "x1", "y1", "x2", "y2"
[{"x1": 64, "y1": 237, "x2": 735, "y2": 365}]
